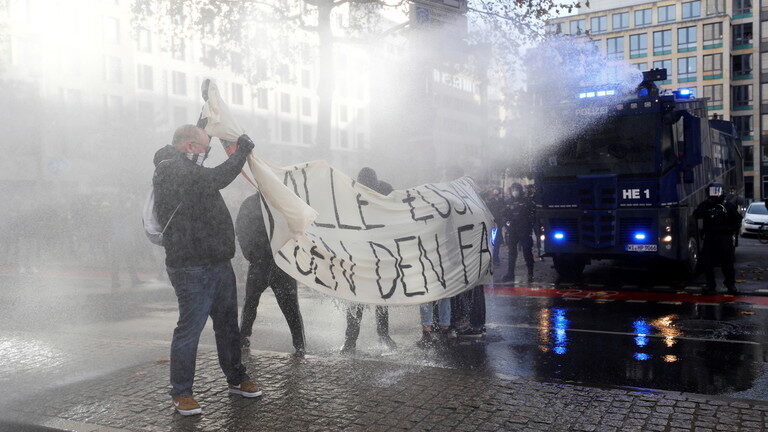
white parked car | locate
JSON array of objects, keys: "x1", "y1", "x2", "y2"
[{"x1": 740, "y1": 202, "x2": 768, "y2": 236}]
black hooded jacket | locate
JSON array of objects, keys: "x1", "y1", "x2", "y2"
[
  {"x1": 152, "y1": 141, "x2": 252, "y2": 268},
  {"x1": 235, "y1": 193, "x2": 272, "y2": 264}
]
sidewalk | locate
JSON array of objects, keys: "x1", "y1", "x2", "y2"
[{"x1": 4, "y1": 347, "x2": 767, "y2": 432}]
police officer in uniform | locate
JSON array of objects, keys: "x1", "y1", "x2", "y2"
[
  {"x1": 693, "y1": 182, "x2": 742, "y2": 294},
  {"x1": 503, "y1": 183, "x2": 536, "y2": 282}
]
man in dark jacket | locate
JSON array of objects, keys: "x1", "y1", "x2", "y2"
[
  {"x1": 503, "y1": 183, "x2": 536, "y2": 282},
  {"x1": 486, "y1": 189, "x2": 505, "y2": 266},
  {"x1": 153, "y1": 125, "x2": 260, "y2": 416},
  {"x1": 693, "y1": 182, "x2": 743, "y2": 294},
  {"x1": 237, "y1": 192, "x2": 305, "y2": 355},
  {"x1": 341, "y1": 167, "x2": 397, "y2": 354}
]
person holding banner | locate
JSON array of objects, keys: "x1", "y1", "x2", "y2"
[
  {"x1": 153, "y1": 125, "x2": 262, "y2": 416},
  {"x1": 340, "y1": 168, "x2": 397, "y2": 354},
  {"x1": 237, "y1": 192, "x2": 306, "y2": 356}
]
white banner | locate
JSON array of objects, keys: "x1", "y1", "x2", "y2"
[
  {"x1": 199, "y1": 80, "x2": 494, "y2": 305},
  {"x1": 263, "y1": 161, "x2": 495, "y2": 305}
]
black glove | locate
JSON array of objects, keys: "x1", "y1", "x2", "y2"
[{"x1": 237, "y1": 134, "x2": 255, "y2": 153}]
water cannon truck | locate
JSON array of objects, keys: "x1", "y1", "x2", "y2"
[{"x1": 534, "y1": 68, "x2": 743, "y2": 278}]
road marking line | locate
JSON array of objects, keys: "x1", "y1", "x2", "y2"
[
  {"x1": 563, "y1": 297, "x2": 582, "y2": 301},
  {"x1": 695, "y1": 303, "x2": 720, "y2": 306},
  {"x1": 658, "y1": 301, "x2": 683, "y2": 305},
  {"x1": 494, "y1": 323, "x2": 761, "y2": 345},
  {"x1": 751, "y1": 305, "x2": 768, "y2": 309}
]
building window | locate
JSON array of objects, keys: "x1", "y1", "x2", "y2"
[
  {"x1": 548, "y1": 23, "x2": 563, "y2": 34},
  {"x1": 654, "y1": 59, "x2": 673, "y2": 75},
  {"x1": 339, "y1": 104, "x2": 348, "y2": 122},
  {"x1": 590, "y1": 16, "x2": 607, "y2": 34},
  {"x1": 634, "y1": 62, "x2": 648, "y2": 70},
  {"x1": 677, "y1": 56, "x2": 696, "y2": 80},
  {"x1": 743, "y1": 147, "x2": 754, "y2": 170},
  {"x1": 612, "y1": 12, "x2": 629, "y2": 30},
  {"x1": 732, "y1": 23, "x2": 753, "y2": 46},
  {"x1": 707, "y1": 0, "x2": 725, "y2": 14},
  {"x1": 302, "y1": 125, "x2": 313, "y2": 144},
  {"x1": 762, "y1": 83, "x2": 768, "y2": 102},
  {"x1": 569, "y1": 19, "x2": 585, "y2": 34},
  {"x1": 732, "y1": 53, "x2": 752, "y2": 76},
  {"x1": 104, "y1": 56, "x2": 122, "y2": 83},
  {"x1": 678, "y1": 26, "x2": 697, "y2": 50},
  {"x1": 136, "y1": 28, "x2": 151, "y2": 52},
  {"x1": 634, "y1": 8, "x2": 652, "y2": 27},
  {"x1": 136, "y1": 64, "x2": 153, "y2": 90},
  {"x1": 172, "y1": 71, "x2": 186, "y2": 95},
  {"x1": 257, "y1": 88, "x2": 268, "y2": 109},
  {"x1": 302, "y1": 97, "x2": 311, "y2": 116},
  {"x1": 232, "y1": 83, "x2": 243, "y2": 105},
  {"x1": 733, "y1": 115, "x2": 753, "y2": 137},
  {"x1": 653, "y1": 30, "x2": 671, "y2": 53},
  {"x1": 682, "y1": 1, "x2": 701, "y2": 19},
  {"x1": 703, "y1": 84, "x2": 723, "y2": 107},
  {"x1": 357, "y1": 108, "x2": 366, "y2": 124},
  {"x1": 658, "y1": 5, "x2": 675, "y2": 23},
  {"x1": 301, "y1": 70, "x2": 311, "y2": 89},
  {"x1": 231, "y1": 53, "x2": 243, "y2": 74},
  {"x1": 356, "y1": 133, "x2": 365, "y2": 149},
  {"x1": 703, "y1": 53, "x2": 722, "y2": 73},
  {"x1": 629, "y1": 34, "x2": 647, "y2": 57},
  {"x1": 744, "y1": 174, "x2": 754, "y2": 199},
  {"x1": 733, "y1": 0, "x2": 752, "y2": 14},
  {"x1": 104, "y1": 17, "x2": 120, "y2": 43},
  {"x1": 281, "y1": 93, "x2": 291, "y2": 113},
  {"x1": 172, "y1": 38, "x2": 185, "y2": 60},
  {"x1": 732, "y1": 84, "x2": 752, "y2": 107},
  {"x1": 703, "y1": 22, "x2": 723, "y2": 44},
  {"x1": 280, "y1": 121, "x2": 292, "y2": 142},
  {"x1": 606, "y1": 37, "x2": 624, "y2": 59}
]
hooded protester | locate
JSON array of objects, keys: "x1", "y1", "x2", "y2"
[
  {"x1": 152, "y1": 125, "x2": 261, "y2": 416},
  {"x1": 341, "y1": 167, "x2": 398, "y2": 354},
  {"x1": 237, "y1": 191, "x2": 305, "y2": 356},
  {"x1": 502, "y1": 182, "x2": 536, "y2": 282},
  {"x1": 693, "y1": 182, "x2": 742, "y2": 294}
]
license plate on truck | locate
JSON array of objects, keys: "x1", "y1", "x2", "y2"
[{"x1": 625, "y1": 244, "x2": 657, "y2": 252}]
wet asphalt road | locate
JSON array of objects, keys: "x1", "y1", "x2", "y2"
[{"x1": 0, "y1": 237, "x2": 766, "y2": 409}]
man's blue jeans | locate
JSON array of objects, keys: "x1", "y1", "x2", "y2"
[{"x1": 167, "y1": 261, "x2": 248, "y2": 397}]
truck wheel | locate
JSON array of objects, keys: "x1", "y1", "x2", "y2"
[
  {"x1": 553, "y1": 254, "x2": 586, "y2": 280},
  {"x1": 683, "y1": 236, "x2": 699, "y2": 278}
]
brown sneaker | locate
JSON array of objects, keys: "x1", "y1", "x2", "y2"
[
  {"x1": 228, "y1": 380, "x2": 263, "y2": 398},
  {"x1": 172, "y1": 395, "x2": 202, "y2": 416}
]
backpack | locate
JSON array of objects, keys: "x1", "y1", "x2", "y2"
[{"x1": 142, "y1": 189, "x2": 180, "y2": 246}]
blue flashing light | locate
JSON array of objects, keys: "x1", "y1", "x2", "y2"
[
  {"x1": 634, "y1": 353, "x2": 651, "y2": 361},
  {"x1": 633, "y1": 320, "x2": 651, "y2": 348},
  {"x1": 552, "y1": 308, "x2": 569, "y2": 355},
  {"x1": 491, "y1": 227, "x2": 499, "y2": 246},
  {"x1": 553, "y1": 232, "x2": 565, "y2": 241},
  {"x1": 638, "y1": 88, "x2": 649, "y2": 97},
  {"x1": 633, "y1": 232, "x2": 647, "y2": 241},
  {"x1": 677, "y1": 88, "x2": 694, "y2": 99}
]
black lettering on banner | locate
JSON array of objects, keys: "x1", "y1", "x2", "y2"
[
  {"x1": 369, "y1": 241, "x2": 399, "y2": 299},
  {"x1": 422, "y1": 185, "x2": 452, "y2": 218},
  {"x1": 428, "y1": 184, "x2": 467, "y2": 215},
  {"x1": 394, "y1": 236, "x2": 426, "y2": 297},
  {"x1": 452, "y1": 181, "x2": 482, "y2": 214},
  {"x1": 277, "y1": 250, "x2": 291, "y2": 264},
  {"x1": 283, "y1": 171, "x2": 300, "y2": 196},
  {"x1": 338, "y1": 241, "x2": 357, "y2": 295},
  {"x1": 418, "y1": 234, "x2": 446, "y2": 290},
  {"x1": 478, "y1": 222, "x2": 492, "y2": 277},
  {"x1": 330, "y1": 168, "x2": 362, "y2": 230},
  {"x1": 293, "y1": 245, "x2": 314, "y2": 276},
  {"x1": 403, "y1": 190, "x2": 435, "y2": 223},
  {"x1": 307, "y1": 168, "x2": 335, "y2": 228},
  {"x1": 258, "y1": 193, "x2": 276, "y2": 242},
  {"x1": 356, "y1": 193, "x2": 385, "y2": 230},
  {"x1": 450, "y1": 183, "x2": 474, "y2": 215},
  {"x1": 318, "y1": 237, "x2": 339, "y2": 290},
  {"x1": 300, "y1": 168, "x2": 311, "y2": 205},
  {"x1": 457, "y1": 224, "x2": 475, "y2": 284},
  {"x1": 309, "y1": 245, "x2": 332, "y2": 289}
]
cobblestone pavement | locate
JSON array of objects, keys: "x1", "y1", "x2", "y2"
[{"x1": 4, "y1": 347, "x2": 768, "y2": 432}]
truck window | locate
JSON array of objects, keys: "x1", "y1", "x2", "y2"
[{"x1": 661, "y1": 125, "x2": 675, "y2": 172}]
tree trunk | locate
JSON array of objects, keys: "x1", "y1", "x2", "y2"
[{"x1": 315, "y1": 0, "x2": 334, "y2": 156}]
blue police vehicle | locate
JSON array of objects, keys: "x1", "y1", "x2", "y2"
[{"x1": 535, "y1": 69, "x2": 743, "y2": 278}]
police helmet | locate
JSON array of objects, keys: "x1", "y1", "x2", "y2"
[{"x1": 707, "y1": 182, "x2": 724, "y2": 198}]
